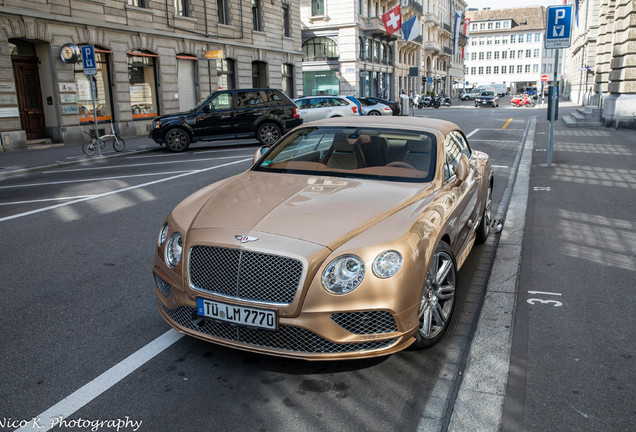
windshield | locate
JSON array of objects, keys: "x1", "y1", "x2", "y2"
[
  {"x1": 480, "y1": 91, "x2": 495, "y2": 97},
  {"x1": 253, "y1": 126, "x2": 437, "y2": 183}
]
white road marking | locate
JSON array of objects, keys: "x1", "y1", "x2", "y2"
[
  {"x1": 127, "y1": 147, "x2": 254, "y2": 159},
  {"x1": 0, "y1": 158, "x2": 250, "y2": 223},
  {"x1": 0, "y1": 171, "x2": 192, "y2": 190},
  {"x1": 0, "y1": 196, "x2": 96, "y2": 206},
  {"x1": 14, "y1": 330, "x2": 184, "y2": 432},
  {"x1": 469, "y1": 139, "x2": 520, "y2": 143},
  {"x1": 466, "y1": 129, "x2": 479, "y2": 138},
  {"x1": 492, "y1": 165, "x2": 509, "y2": 169}
]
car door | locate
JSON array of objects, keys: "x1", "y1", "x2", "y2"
[
  {"x1": 192, "y1": 91, "x2": 236, "y2": 140},
  {"x1": 450, "y1": 131, "x2": 480, "y2": 249},
  {"x1": 234, "y1": 90, "x2": 265, "y2": 137}
]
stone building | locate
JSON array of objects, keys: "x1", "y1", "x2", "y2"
[
  {"x1": 563, "y1": 0, "x2": 636, "y2": 128},
  {"x1": 299, "y1": 0, "x2": 466, "y2": 100},
  {"x1": 0, "y1": 0, "x2": 303, "y2": 152}
]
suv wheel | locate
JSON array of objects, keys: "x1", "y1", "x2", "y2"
[
  {"x1": 165, "y1": 128, "x2": 190, "y2": 152},
  {"x1": 257, "y1": 122, "x2": 281, "y2": 146}
]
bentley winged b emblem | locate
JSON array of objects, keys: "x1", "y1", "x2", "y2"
[{"x1": 235, "y1": 235, "x2": 259, "y2": 243}]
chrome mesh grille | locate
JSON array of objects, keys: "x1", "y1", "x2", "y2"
[
  {"x1": 153, "y1": 273, "x2": 173, "y2": 298},
  {"x1": 189, "y1": 246, "x2": 303, "y2": 304},
  {"x1": 160, "y1": 304, "x2": 398, "y2": 354},
  {"x1": 331, "y1": 311, "x2": 398, "y2": 335}
]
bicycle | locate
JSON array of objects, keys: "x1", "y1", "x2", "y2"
[{"x1": 82, "y1": 119, "x2": 126, "y2": 156}]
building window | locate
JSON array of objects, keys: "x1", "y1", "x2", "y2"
[
  {"x1": 217, "y1": 58, "x2": 235, "y2": 90},
  {"x1": 495, "y1": 22, "x2": 501, "y2": 29},
  {"x1": 478, "y1": 66, "x2": 483, "y2": 74},
  {"x1": 487, "y1": 22, "x2": 493, "y2": 29},
  {"x1": 471, "y1": 39, "x2": 477, "y2": 46},
  {"x1": 302, "y1": 37, "x2": 339, "y2": 60},
  {"x1": 502, "y1": 51, "x2": 507, "y2": 59},
  {"x1": 472, "y1": 23, "x2": 478, "y2": 31},
  {"x1": 75, "y1": 50, "x2": 113, "y2": 123},
  {"x1": 517, "y1": 65, "x2": 523, "y2": 73},
  {"x1": 503, "y1": 21, "x2": 509, "y2": 28},
  {"x1": 519, "y1": 34, "x2": 525, "y2": 43},
  {"x1": 470, "y1": 67, "x2": 476, "y2": 75},
  {"x1": 487, "y1": 38, "x2": 493, "y2": 45},
  {"x1": 471, "y1": 52, "x2": 476, "y2": 60},
  {"x1": 510, "y1": 35, "x2": 516, "y2": 43},
  {"x1": 535, "y1": 33, "x2": 541, "y2": 42},
  {"x1": 518, "y1": 50, "x2": 523, "y2": 58},
  {"x1": 252, "y1": 61, "x2": 267, "y2": 87},
  {"x1": 486, "y1": 51, "x2": 492, "y2": 60},
  {"x1": 128, "y1": 0, "x2": 146, "y2": 6},
  {"x1": 495, "y1": 38, "x2": 500, "y2": 45},
  {"x1": 548, "y1": 64, "x2": 552, "y2": 73},
  {"x1": 282, "y1": 63, "x2": 294, "y2": 97},
  {"x1": 510, "y1": 51, "x2": 515, "y2": 59},
  {"x1": 217, "y1": 0, "x2": 228, "y2": 24},
  {"x1": 128, "y1": 51, "x2": 158, "y2": 119},
  {"x1": 479, "y1": 52, "x2": 484, "y2": 60},
  {"x1": 502, "y1": 37, "x2": 508, "y2": 44},
  {"x1": 533, "y1": 64, "x2": 539, "y2": 73},
  {"x1": 534, "y1": 49, "x2": 539, "y2": 58},
  {"x1": 525, "y1": 64, "x2": 531, "y2": 73},
  {"x1": 501, "y1": 65, "x2": 506, "y2": 73},
  {"x1": 359, "y1": 37, "x2": 365, "y2": 60},
  {"x1": 479, "y1": 38, "x2": 484, "y2": 45},
  {"x1": 252, "y1": 0, "x2": 262, "y2": 31},
  {"x1": 174, "y1": 0, "x2": 189, "y2": 17},
  {"x1": 542, "y1": 64, "x2": 546, "y2": 73},
  {"x1": 494, "y1": 51, "x2": 500, "y2": 60},
  {"x1": 480, "y1": 23, "x2": 485, "y2": 30},
  {"x1": 509, "y1": 65, "x2": 514, "y2": 74},
  {"x1": 486, "y1": 66, "x2": 491, "y2": 74},
  {"x1": 312, "y1": 0, "x2": 324, "y2": 16},
  {"x1": 526, "y1": 49, "x2": 532, "y2": 57},
  {"x1": 366, "y1": 38, "x2": 372, "y2": 61},
  {"x1": 283, "y1": 4, "x2": 291, "y2": 37}
]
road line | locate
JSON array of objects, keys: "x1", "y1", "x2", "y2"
[
  {"x1": 469, "y1": 139, "x2": 519, "y2": 143},
  {"x1": 0, "y1": 158, "x2": 250, "y2": 223},
  {"x1": 501, "y1": 118, "x2": 514, "y2": 129},
  {"x1": 0, "y1": 196, "x2": 96, "y2": 206},
  {"x1": 0, "y1": 171, "x2": 192, "y2": 190},
  {"x1": 466, "y1": 129, "x2": 480, "y2": 138},
  {"x1": 14, "y1": 330, "x2": 183, "y2": 432}
]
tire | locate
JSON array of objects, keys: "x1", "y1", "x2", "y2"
[
  {"x1": 164, "y1": 128, "x2": 190, "y2": 152},
  {"x1": 476, "y1": 182, "x2": 493, "y2": 244},
  {"x1": 368, "y1": 110, "x2": 381, "y2": 116},
  {"x1": 412, "y1": 242, "x2": 457, "y2": 349},
  {"x1": 82, "y1": 139, "x2": 98, "y2": 156},
  {"x1": 433, "y1": 101, "x2": 440, "y2": 108},
  {"x1": 111, "y1": 137, "x2": 126, "y2": 152},
  {"x1": 256, "y1": 122, "x2": 282, "y2": 146}
]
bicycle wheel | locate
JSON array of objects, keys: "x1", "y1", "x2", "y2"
[
  {"x1": 111, "y1": 137, "x2": 126, "y2": 152},
  {"x1": 82, "y1": 139, "x2": 97, "y2": 156}
]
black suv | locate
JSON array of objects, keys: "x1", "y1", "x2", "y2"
[{"x1": 149, "y1": 89, "x2": 302, "y2": 152}]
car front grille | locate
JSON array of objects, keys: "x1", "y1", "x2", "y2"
[
  {"x1": 154, "y1": 272, "x2": 173, "y2": 298},
  {"x1": 330, "y1": 311, "x2": 398, "y2": 335},
  {"x1": 189, "y1": 246, "x2": 303, "y2": 304},
  {"x1": 160, "y1": 304, "x2": 398, "y2": 354}
]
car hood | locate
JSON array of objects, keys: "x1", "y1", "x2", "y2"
[{"x1": 185, "y1": 171, "x2": 430, "y2": 248}]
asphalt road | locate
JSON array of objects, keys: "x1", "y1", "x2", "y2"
[{"x1": 0, "y1": 102, "x2": 536, "y2": 432}]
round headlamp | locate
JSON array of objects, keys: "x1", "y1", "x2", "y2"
[
  {"x1": 165, "y1": 232, "x2": 183, "y2": 268},
  {"x1": 321, "y1": 255, "x2": 365, "y2": 295},
  {"x1": 158, "y1": 223, "x2": 169, "y2": 247},
  {"x1": 373, "y1": 250, "x2": 403, "y2": 279}
]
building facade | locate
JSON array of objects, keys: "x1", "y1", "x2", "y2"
[
  {"x1": 300, "y1": 0, "x2": 466, "y2": 100},
  {"x1": 562, "y1": 0, "x2": 636, "y2": 128},
  {"x1": 465, "y1": 6, "x2": 564, "y2": 95},
  {"x1": 0, "y1": 0, "x2": 303, "y2": 152}
]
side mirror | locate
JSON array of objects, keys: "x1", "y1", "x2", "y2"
[
  {"x1": 253, "y1": 146, "x2": 270, "y2": 165},
  {"x1": 455, "y1": 153, "x2": 470, "y2": 182}
]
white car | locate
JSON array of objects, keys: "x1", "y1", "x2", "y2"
[
  {"x1": 293, "y1": 96, "x2": 360, "y2": 122},
  {"x1": 358, "y1": 98, "x2": 393, "y2": 116}
]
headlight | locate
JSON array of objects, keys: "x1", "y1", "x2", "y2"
[
  {"x1": 165, "y1": 232, "x2": 183, "y2": 268},
  {"x1": 321, "y1": 255, "x2": 365, "y2": 294},
  {"x1": 158, "y1": 223, "x2": 169, "y2": 247},
  {"x1": 373, "y1": 250, "x2": 403, "y2": 279},
  {"x1": 153, "y1": 121, "x2": 161, "y2": 129}
]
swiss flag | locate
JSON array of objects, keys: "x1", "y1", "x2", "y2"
[{"x1": 382, "y1": 5, "x2": 402, "y2": 35}]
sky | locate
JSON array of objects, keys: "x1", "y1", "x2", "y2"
[{"x1": 465, "y1": 0, "x2": 564, "y2": 9}]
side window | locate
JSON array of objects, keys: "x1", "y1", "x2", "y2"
[
  {"x1": 331, "y1": 98, "x2": 348, "y2": 106},
  {"x1": 450, "y1": 131, "x2": 472, "y2": 159},
  {"x1": 295, "y1": 98, "x2": 309, "y2": 108},
  {"x1": 237, "y1": 91, "x2": 263, "y2": 108},
  {"x1": 443, "y1": 135, "x2": 462, "y2": 182},
  {"x1": 310, "y1": 98, "x2": 326, "y2": 108},
  {"x1": 264, "y1": 90, "x2": 284, "y2": 105},
  {"x1": 210, "y1": 92, "x2": 232, "y2": 110}
]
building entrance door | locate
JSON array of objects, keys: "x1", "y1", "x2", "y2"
[{"x1": 12, "y1": 57, "x2": 46, "y2": 140}]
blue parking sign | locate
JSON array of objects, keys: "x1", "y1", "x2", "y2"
[
  {"x1": 545, "y1": 5, "x2": 573, "y2": 49},
  {"x1": 82, "y1": 45, "x2": 97, "y2": 75}
]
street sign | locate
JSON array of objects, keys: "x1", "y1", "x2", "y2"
[
  {"x1": 545, "y1": 5, "x2": 573, "y2": 49},
  {"x1": 541, "y1": 74, "x2": 548, "y2": 82},
  {"x1": 409, "y1": 67, "x2": 419, "y2": 77},
  {"x1": 81, "y1": 45, "x2": 97, "y2": 75},
  {"x1": 428, "y1": 77, "x2": 433, "y2": 84}
]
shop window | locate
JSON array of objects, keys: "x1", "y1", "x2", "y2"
[
  {"x1": 302, "y1": 37, "x2": 339, "y2": 61},
  {"x1": 217, "y1": 58, "x2": 235, "y2": 90},
  {"x1": 75, "y1": 49, "x2": 113, "y2": 123},
  {"x1": 282, "y1": 63, "x2": 294, "y2": 97},
  {"x1": 127, "y1": 51, "x2": 158, "y2": 119}
]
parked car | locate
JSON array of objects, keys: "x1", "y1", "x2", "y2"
[
  {"x1": 153, "y1": 116, "x2": 493, "y2": 360},
  {"x1": 525, "y1": 86, "x2": 538, "y2": 99},
  {"x1": 149, "y1": 88, "x2": 302, "y2": 152},
  {"x1": 357, "y1": 98, "x2": 394, "y2": 116},
  {"x1": 474, "y1": 90, "x2": 499, "y2": 107},
  {"x1": 293, "y1": 96, "x2": 360, "y2": 122},
  {"x1": 360, "y1": 97, "x2": 401, "y2": 115},
  {"x1": 459, "y1": 88, "x2": 482, "y2": 100}
]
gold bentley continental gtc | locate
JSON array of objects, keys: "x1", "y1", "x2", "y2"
[{"x1": 154, "y1": 117, "x2": 493, "y2": 360}]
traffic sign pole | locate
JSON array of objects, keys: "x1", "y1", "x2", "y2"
[
  {"x1": 547, "y1": 49, "x2": 559, "y2": 166},
  {"x1": 81, "y1": 45, "x2": 101, "y2": 157}
]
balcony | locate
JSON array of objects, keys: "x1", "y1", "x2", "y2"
[
  {"x1": 425, "y1": 13, "x2": 440, "y2": 26},
  {"x1": 400, "y1": 0, "x2": 423, "y2": 15},
  {"x1": 442, "y1": 46, "x2": 453, "y2": 56},
  {"x1": 457, "y1": 33, "x2": 467, "y2": 47},
  {"x1": 362, "y1": 17, "x2": 385, "y2": 35},
  {"x1": 442, "y1": 23, "x2": 452, "y2": 34},
  {"x1": 423, "y1": 41, "x2": 441, "y2": 52}
]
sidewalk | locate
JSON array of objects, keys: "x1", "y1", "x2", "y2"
[
  {"x1": 0, "y1": 134, "x2": 158, "y2": 179},
  {"x1": 449, "y1": 105, "x2": 636, "y2": 431}
]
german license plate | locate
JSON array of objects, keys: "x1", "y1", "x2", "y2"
[{"x1": 196, "y1": 298, "x2": 277, "y2": 330}]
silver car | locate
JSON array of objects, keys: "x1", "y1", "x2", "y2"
[
  {"x1": 293, "y1": 96, "x2": 360, "y2": 122},
  {"x1": 358, "y1": 98, "x2": 393, "y2": 116}
]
